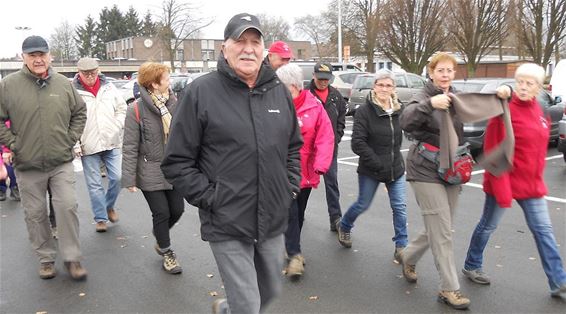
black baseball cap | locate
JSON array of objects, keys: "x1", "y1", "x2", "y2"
[
  {"x1": 22, "y1": 35, "x2": 49, "y2": 54},
  {"x1": 224, "y1": 13, "x2": 263, "y2": 40},
  {"x1": 314, "y1": 62, "x2": 333, "y2": 80}
]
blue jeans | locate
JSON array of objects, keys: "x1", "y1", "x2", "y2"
[
  {"x1": 465, "y1": 193, "x2": 566, "y2": 290},
  {"x1": 340, "y1": 174, "x2": 408, "y2": 248},
  {"x1": 0, "y1": 163, "x2": 17, "y2": 191},
  {"x1": 323, "y1": 153, "x2": 342, "y2": 223},
  {"x1": 81, "y1": 149, "x2": 122, "y2": 222}
]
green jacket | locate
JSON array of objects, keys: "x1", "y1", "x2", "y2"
[{"x1": 0, "y1": 66, "x2": 86, "y2": 171}]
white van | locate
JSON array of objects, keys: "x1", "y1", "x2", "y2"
[{"x1": 550, "y1": 59, "x2": 566, "y2": 99}]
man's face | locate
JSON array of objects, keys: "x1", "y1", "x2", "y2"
[
  {"x1": 222, "y1": 29, "x2": 264, "y2": 84},
  {"x1": 23, "y1": 52, "x2": 51, "y2": 77},
  {"x1": 79, "y1": 69, "x2": 99, "y2": 87},
  {"x1": 269, "y1": 53, "x2": 290, "y2": 70},
  {"x1": 313, "y1": 76, "x2": 330, "y2": 90}
]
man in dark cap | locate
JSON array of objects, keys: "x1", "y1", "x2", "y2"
[
  {"x1": 161, "y1": 13, "x2": 302, "y2": 314},
  {"x1": 0, "y1": 36, "x2": 87, "y2": 280},
  {"x1": 266, "y1": 40, "x2": 293, "y2": 70},
  {"x1": 309, "y1": 62, "x2": 346, "y2": 232}
]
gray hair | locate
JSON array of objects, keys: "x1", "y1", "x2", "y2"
[
  {"x1": 515, "y1": 63, "x2": 545, "y2": 85},
  {"x1": 276, "y1": 63, "x2": 303, "y2": 89},
  {"x1": 374, "y1": 69, "x2": 396, "y2": 85}
]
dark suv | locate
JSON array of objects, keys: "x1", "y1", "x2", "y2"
[{"x1": 452, "y1": 78, "x2": 564, "y2": 155}]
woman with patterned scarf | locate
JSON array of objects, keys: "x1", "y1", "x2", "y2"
[{"x1": 122, "y1": 62, "x2": 184, "y2": 274}]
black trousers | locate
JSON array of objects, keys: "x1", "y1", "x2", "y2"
[
  {"x1": 142, "y1": 189, "x2": 185, "y2": 249},
  {"x1": 285, "y1": 188, "x2": 312, "y2": 256}
]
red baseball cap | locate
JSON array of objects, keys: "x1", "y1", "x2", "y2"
[{"x1": 268, "y1": 41, "x2": 293, "y2": 59}]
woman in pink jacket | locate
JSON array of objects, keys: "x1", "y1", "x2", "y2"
[{"x1": 276, "y1": 63, "x2": 335, "y2": 280}]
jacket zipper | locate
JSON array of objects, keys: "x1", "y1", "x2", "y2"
[{"x1": 389, "y1": 114, "x2": 395, "y2": 182}]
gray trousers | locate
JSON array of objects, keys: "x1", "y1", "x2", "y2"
[
  {"x1": 403, "y1": 181, "x2": 461, "y2": 291},
  {"x1": 16, "y1": 162, "x2": 82, "y2": 263},
  {"x1": 209, "y1": 234, "x2": 285, "y2": 314}
]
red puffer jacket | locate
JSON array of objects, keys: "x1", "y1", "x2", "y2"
[
  {"x1": 483, "y1": 94, "x2": 549, "y2": 208},
  {"x1": 294, "y1": 90, "x2": 335, "y2": 188}
]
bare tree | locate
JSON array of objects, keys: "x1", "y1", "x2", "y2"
[
  {"x1": 341, "y1": 0, "x2": 382, "y2": 72},
  {"x1": 448, "y1": 0, "x2": 508, "y2": 78},
  {"x1": 158, "y1": 0, "x2": 214, "y2": 71},
  {"x1": 379, "y1": 0, "x2": 448, "y2": 74},
  {"x1": 515, "y1": 0, "x2": 566, "y2": 69},
  {"x1": 50, "y1": 20, "x2": 78, "y2": 61},
  {"x1": 294, "y1": 14, "x2": 332, "y2": 58},
  {"x1": 257, "y1": 14, "x2": 290, "y2": 42}
]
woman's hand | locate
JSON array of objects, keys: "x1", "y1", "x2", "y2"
[
  {"x1": 496, "y1": 85, "x2": 511, "y2": 99},
  {"x1": 2, "y1": 152, "x2": 12, "y2": 164},
  {"x1": 430, "y1": 94, "x2": 451, "y2": 110},
  {"x1": 127, "y1": 186, "x2": 138, "y2": 192}
]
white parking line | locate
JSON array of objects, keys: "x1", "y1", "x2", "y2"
[{"x1": 338, "y1": 154, "x2": 566, "y2": 204}]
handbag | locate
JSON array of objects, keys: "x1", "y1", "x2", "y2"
[{"x1": 417, "y1": 142, "x2": 473, "y2": 185}]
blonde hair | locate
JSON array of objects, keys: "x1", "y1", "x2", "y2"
[
  {"x1": 515, "y1": 63, "x2": 545, "y2": 85},
  {"x1": 137, "y1": 62, "x2": 170, "y2": 90},
  {"x1": 427, "y1": 52, "x2": 457, "y2": 74}
]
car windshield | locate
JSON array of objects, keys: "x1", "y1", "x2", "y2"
[{"x1": 353, "y1": 76, "x2": 375, "y2": 89}]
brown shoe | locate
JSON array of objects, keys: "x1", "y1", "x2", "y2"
[
  {"x1": 64, "y1": 261, "x2": 87, "y2": 281},
  {"x1": 39, "y1": 262, "x2": 56, "y2": 279},
  {"x1": 107, "y1": 209, "x2": 119, "y2": 223},
  {"x1": 398, "y1": 250, "x2": 417, "y2": 283},
  {"x1": 95, "y1": 221, "x2": 107, "y2": 232},
  {"x1": 438, "y1": 290, "x2": 470, "y2": 310},
  {"x1": 286, "y1": 254, "x2": 305, "y2": 279}
]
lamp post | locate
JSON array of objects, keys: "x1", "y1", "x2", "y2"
[{"x1": 15, "y1": 26, "x2": 31, "y2": 59}]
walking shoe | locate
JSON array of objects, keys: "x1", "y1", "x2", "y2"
[
  {"x1": 107, "y1": 208, "x2": 119, "y2": 223},
  {"x1": 162, "y1": 250, "x2": 182, "y2": 274},
  {"x1": 330, "y1": 217, "x2": 340, "y2": 232},
  {"x1": 550, "y1": 282, "x2": 566, "y2": 297},
  {"x1": 39, "y1": 262, "x2": 56, "y2": 279},
  {"x1": 437, "y1": 290, "x2": 470, "y2": 310},
  {"x1": 393, "y1": 247, "x2": 405, "y2": 264},
  {"x1": 462, "y1": 268, "x2": 491, "y2": 285},
  {"x1": 397, "y1": 250, "x2": 417, "y2": 283},
  {"x1": 64, "y1": 261, "x2": 87, "y2": 281},
  {"x1": 336, "y1": 220, "x2": 352, "y2": 248},
  {"x1": 9, "y1": 187, "x2": 20, "y2": 201},
  {"x1": 95, "y1": 221, "x2": 107, "y2": 232},
  {"x1": 154, "y1": 244, "x2": 165, "y2": 256},
  {"x1": 286, "y1": 254, "x2": 305, "y2": 279},
  {"x1": 212, "y1": 298, "x2": 228, "y2": 314},
  {"x1": 0, "y1": 190, "x2": 6, "y2": 201}
]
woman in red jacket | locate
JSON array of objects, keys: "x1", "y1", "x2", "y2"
[
  {"x1": 463, "y1": 63, "x2": 566, "y2": 297},
  {"x1": 276, "y1": 63, "x2": 335, "y2": 280}
]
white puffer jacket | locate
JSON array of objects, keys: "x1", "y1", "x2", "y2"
[{"x1": 73, "y1": 76, "x2": 127, "y2": 155}]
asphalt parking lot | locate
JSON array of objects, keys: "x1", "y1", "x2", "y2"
[{"x1": 1, "y1": 116, "x2": 565, "y2": 313}]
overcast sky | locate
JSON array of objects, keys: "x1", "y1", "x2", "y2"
[{"x1": 1, "y1": 0, "x2": 331, "y2": 59}]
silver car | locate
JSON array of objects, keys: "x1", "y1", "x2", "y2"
[{"x1": 347, "y1": 72, "x2": 426, "y2": 116}]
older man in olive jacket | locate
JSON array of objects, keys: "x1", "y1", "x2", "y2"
[{"x1": 0, "y1": 36, "x2": 87, "y2": 281}]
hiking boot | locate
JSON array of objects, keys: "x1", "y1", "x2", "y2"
[
  {"x1": 336, "y1": 220, "x2": 352, "y2": 248},
  {"x1": 330, "y1": 217, "x2": 340, "y2": 232},
  {"x1": 212, "y1": 298, "x2": 228, "y2": 314},
  {"x1": 286, "y1": 254, "x2": 305, "y2": 279},
  {"x1": 437, "y1": 290, "x2": 470, "y2": 310},
  {"x1": 107, "y1": 209, "x2": 119, "y2": 223},
  {"x1": 10, "y1": 187, "x2": 20, "y2": 201},
  {"x1": 0, "y1": 190, "x2": 6, "y2": 201},
  {"x1": 462, "y1": 268, "x2": 491, "y2": 285},
  {"x1": 393, "y1": 247, "x2": 405, "y2": 264},
  {"x1": 398, "y1": 250, "x2": 417, "y2": 283},
  {"x1": 39, "y1": 262, "x2": 56, "y2": 279},
  {"x1": 64, "y1": 261, "x2": 87, "y2": 281},
  {"x1": 95, "y1": 221, "x2": 107, "y2": 232},
  {"x1": 162, "y1": 250, "x2": 182, "y2": 274},
  {"x1": 550, "y1": 282, "x2": 566, "y2": 298},
  {"x1": 154, "y1": 244, "x2": 165, "y2": 256}
]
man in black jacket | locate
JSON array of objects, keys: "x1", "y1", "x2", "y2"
[
  {"x1": 161, "y1": 13, "x2": 302, "y2": 314},
  {"x1": 309, "y1": 62, "x2": 347, "y2": 231}
]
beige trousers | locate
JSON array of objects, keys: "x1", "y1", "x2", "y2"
[
  {"x1": 16, "y1": 162, "x2": 82, "y2": 263},
  {"x1": 403, "y1": 181, "x2": 461, "y2": 291}
]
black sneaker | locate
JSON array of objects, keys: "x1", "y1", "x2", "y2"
[
  {"x1": 0, "y1": 190, "x2": 6, "y2": 201},
  {"x1": 10, "y1": 187, "x2": 20, "y2": 201},
  {"x1": 330, "y1": 217, "x2": 340, "y2": 232}
]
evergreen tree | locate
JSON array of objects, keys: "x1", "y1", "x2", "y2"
[
  {"x1": 141, "y1": 10, "x2": 157, "y2": 36},
  {"x1": 75, "y1": 15, "x2": 98, "y2": 58},
  {"x1": 124, "y1": 6, "x2": 142, "y2": 37}
]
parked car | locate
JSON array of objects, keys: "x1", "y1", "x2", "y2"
[
  {"x1": 346, "y1": 72, "x2": 426, "y2": 115},
  {"x1": 330, "y1": 71, "x2": 369, "y2": 100},
  {"x1": 110, "y1": 79, "x2": 129, "y2": 89},
  {"x1": 557, "y1": 105, "x2": 566, "y2": 162},
  {"x1": 171, "y1": 72, "x2": 210, "y2": 99},
  {"x1": 550, "y1": 59, "x2": 566, "y2": 101},
  {"x1": 118, "y1": 79, "x2": 137, "y2": 104},
  {"x1": 452, "y1": 78, "x2": 565, "y2": 155},
  {"x1": 292, "y1": 61, "x2": 363, "y2": 89}
]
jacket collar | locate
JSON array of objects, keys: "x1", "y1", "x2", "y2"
[
  {"x1": 139, "y1": 85, "x2": 176, "y2": 114},
  {"x1": 21, "y1": 65, "x2": 53, "y2": 88},
  {"x1": 217, "y1": 51, "x2": 279, "y2": 92}
]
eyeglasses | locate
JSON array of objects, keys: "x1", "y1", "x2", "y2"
[
  {"x1": 516, "y1": 79, "x2": 538, "y2": 88},
  {"x1": 80, "y1": 70, "x2": 98, "y2": 77},
  {"x1": 375, "y1": 83, "x2": 394, "y2": 89}
]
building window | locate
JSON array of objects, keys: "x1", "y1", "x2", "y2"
[{"x1": 176, "y1": 49, "x2": 184, "y2": 61}]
